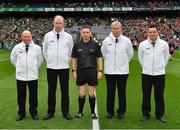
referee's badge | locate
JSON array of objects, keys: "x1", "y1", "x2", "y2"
[{"x1": 78, "y1": 49, "x2": 82, "y2": 52}]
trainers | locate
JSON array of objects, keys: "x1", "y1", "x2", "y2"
[
  {"x1": 74, "y1": 112, "x2": 83, "y2": 118},
  {"x1": 91, "y1": 113, "x2": 98, "y2": 119}
]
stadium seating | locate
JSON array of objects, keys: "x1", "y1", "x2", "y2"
[{"x1": 0, "y1": 16, "x2": 179, "y2": 49}]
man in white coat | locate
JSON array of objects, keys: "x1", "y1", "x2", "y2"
[
  {"x1": 10, "y1": 30, "x2": 43, "y2": 121},
  {"x1": 138, "y1": 24, "x2": 169, "y2": 123},
  {"x1": 101, "y1": 20, "x2": 133, "y2": 119},
  {"x1": 43, "y1": 15, "x2": 73, "y2": 120}
]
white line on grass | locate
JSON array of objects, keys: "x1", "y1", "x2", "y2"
[
  {"x1": 93, "y1": 91, "x2": 100, "y2": 130},
  {"x1": 0, "y1": 59, "x2": 9, "y2": 62}
]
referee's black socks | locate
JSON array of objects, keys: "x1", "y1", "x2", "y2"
[
  {"x1": 78, "y1": 95, "x2": 85, "y2": 113},
  {"x1": 89, "y1": 95, "x2": 96, "y2": 114}
]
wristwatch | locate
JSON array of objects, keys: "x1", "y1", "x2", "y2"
[
  {"x1": 72, "y1": 69, "x2": 76, "y2": 72},
  {"x1": 98, "y1": 70, "x2": 103, "y2": 73}
]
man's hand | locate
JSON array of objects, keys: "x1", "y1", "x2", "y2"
[
  {"x1": 97, "y1": 71, "x2": 102, "y2": 79},
  {"x1": 72, "y1": 71, "x2": 77, "y2": 80}
]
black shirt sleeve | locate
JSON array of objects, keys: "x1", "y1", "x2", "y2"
[
  {"x1": 96, "y1": 43, "x2": 103, "y2": 58},
  {"x1": 71, "y1": 43, "x2": 77, "y2": 58}
]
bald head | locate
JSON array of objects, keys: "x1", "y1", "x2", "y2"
[
  {"x1": 21, "y1": 30, "x2": 32, "y2": 45},
  {"x1": 53, "y1": 15, "x2": 64, "y2": 32},
  {"x1": 21, "y1": 30, "x2": 31, "y2": 37},
  {"x1": 54, "y1": 15, "x2": 64, "y2": 22}
]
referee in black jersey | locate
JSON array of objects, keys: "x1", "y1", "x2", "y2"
[{"x1": 71, "y1": 26, "x2": 103, "y2": 119}]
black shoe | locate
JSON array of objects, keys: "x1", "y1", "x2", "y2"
[
  {"x1": 32, "y1": 115, "x2": 39, "y2": 120},
  {"x1": 43, "y1": 114, "x2": 54, "y2": 120},
  {"x1": 16, "y1": 115, "x2": 25, "y2": 121},
  {"x1": 74, "y1": 112, "x2": 83, "y2": 118},
  {"x1": 106, "y1": 113, "x2": 114, "y2": 119},
  {"x1": 157, "y1": 116, "x2": 167, "y2": 123},
  {"x1": 117, "y1": 114, "x2": 125, "y2": 119},
  {"x1": 141, "y1": 115, "x2": 149, "y2": 122},
  {"x1": 63, "y1": 114, "x2": 73, "y2": 120},
  {"x1": 91, "y1": 113, "x2": 98, "y2": 119}
]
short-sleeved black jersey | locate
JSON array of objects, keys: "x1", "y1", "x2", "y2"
[{"x1": 71, "y1": 39, "x2": 102, "y2": 69}]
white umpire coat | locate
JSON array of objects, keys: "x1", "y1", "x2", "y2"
[
  {"x1": 43, "y1": 29, "x2": 73, "y2": 70},
  {"x1": 138, "y1": 37, "x2": 169, "y2": 76},
  {"x1": 101, "y1": 32, "x2": 134, "y2": 74},
  {"x1": 10, "y1": 41, "x2": 43, "y2": 81}
]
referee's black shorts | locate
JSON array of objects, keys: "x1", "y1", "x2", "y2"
[{"x1": 76, "y1": 68, "x2": 97, "y2": 86}]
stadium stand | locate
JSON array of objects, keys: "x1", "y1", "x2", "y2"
[
  {"x1": 0, "y1": 0, "x2": 179, "y2": 49},
  {"x1": 0, "y1": 0, "x2": 180, "y2": 8},
  {"x1": 0, "y1": 16, "x2": 179, "y2": 49}
]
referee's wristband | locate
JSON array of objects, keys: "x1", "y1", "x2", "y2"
[
  {"x1": 72, "y1": 69, "x2": 76, "y2": 72},
  {"x1": 98, "y1": 70, "x2": 103, "y2": 73}
]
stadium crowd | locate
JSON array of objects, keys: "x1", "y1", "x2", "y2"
[
  {"x1": 0, "y1": 0, "x2": 179, "y2": 8},
  {"x1": 0, "y1": 16, "x2": 179, "y2": 48}
]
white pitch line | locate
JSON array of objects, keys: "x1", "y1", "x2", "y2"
[
  {"x1": 0, "y1": 59, "x2": 9, "y2": 62},
  {"x1": 93, "y1": 91, "x2": 100, "y2": 130}
]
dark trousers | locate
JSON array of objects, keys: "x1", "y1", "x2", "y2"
[
  {"x1": 105, "y1": 74, "x2": 128, "y2": 115},
  {"x1": 16, "y1": 80, "x2": 38, "y2": 117},
  {"x1": 142, "y1": 74, "x2": 165, "y2": 118},
  {"x1": 47, "y1": 68, "x2": 69, "y2": 116}
]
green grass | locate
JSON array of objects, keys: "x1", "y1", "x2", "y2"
[
  {"x1": 0, "y1": 50, "x2": 180, "y2": 129},
  {"x1": 0, "y1": 50, "x2": 92, "y2": 129},
  {"x1": 97, "y1": 50, "x2": 180, "y2": 129},
  {"x1": 0, "y1": 49, "x2": 10, "y2": 59}
]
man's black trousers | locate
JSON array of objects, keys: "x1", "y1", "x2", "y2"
[
  {"x1": 16, "y1": 80, "x2": 38, "y2": 117},
  {"x1": 47, "y1": 68, "x2": 70, "y2": 116},
  {"x1": 105, "y1": 74, "x2": 128, "y2": 116},
  {"x1": 142, "y1": 74, "x2": 165, "y2": 118}
]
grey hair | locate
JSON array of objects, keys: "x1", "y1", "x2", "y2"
[{"x1": 111, "y1": 20, "x2": 121, "y2": 27}]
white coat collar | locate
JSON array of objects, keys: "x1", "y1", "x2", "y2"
[
  {"x1": 147, "y1": 36, "x2": 160, "y2": 44},
  {"x1": 21, "y1": 41, "x2": 33, "y2": 48},
  {"x1": 53, "y1": 28, "x2": 64, "y2": 36},
  {"x1": 109, "y1": 32, "x2": 123, "y2": 43}
]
